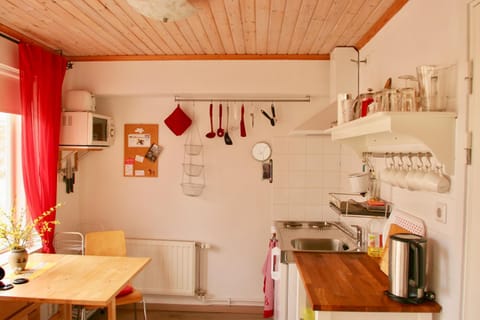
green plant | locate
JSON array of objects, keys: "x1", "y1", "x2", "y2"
[{"x1": 0, "y1": 204, "x2": 61, "y2": 250}]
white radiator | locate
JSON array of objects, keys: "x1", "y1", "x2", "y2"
[{"x1": 126, "y1": 238, "x2": 198, "y2": 296}]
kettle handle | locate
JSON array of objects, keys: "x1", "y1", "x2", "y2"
[{"x1": 410, "y1": 241, "x2": 426, "y2": 289}]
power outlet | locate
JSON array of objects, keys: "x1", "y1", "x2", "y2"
[{"x1": 435, "y1": 202, "x2": 447, "y2": 224}]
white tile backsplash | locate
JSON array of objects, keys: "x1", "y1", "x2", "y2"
[
  {"x1": 273, "y1": 135, "x2": 345, "y2": 221},
  {"x1": 306, "y1": 136, "x2": 324, "y2": 153},
  {"x1": 287, "y1": 137, "x2": 307, "y2": 154},
  {"x1": 288, "y1": 154, "x2": 307, "y2": 171},
  {"x1": 273, "y1": 171, "x2": 289, "y2": 188},
  {"x1": 323, "y1": 140, "x2": 342, "y2": 154},
  {"x1": 289, "y1": 188, "x2": 307, "y2": 204},
  {"x1": 306, "y1": 154, "x2": 324, "y2": 170},
  {"x1": 323, "y1": 154, "x2": 342, "y2": 171},
  {"x1": 273, "y1": 187, "x2": 289, "y2": 204},
  {"x1": 288, "y1": 172, "x2": 307, "y2": 188}
]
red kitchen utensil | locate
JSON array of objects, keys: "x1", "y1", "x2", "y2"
[
  {"x1": 206, "y1": 103, "x2": 216, "y2": 138},
  {"x1": 240, "y1": 104, "x2": 246, "y2": 137},
  {"x1": 217, "y1": 103, "x2": 224, "y2": 137}
]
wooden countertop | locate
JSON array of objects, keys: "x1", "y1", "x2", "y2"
[{"x1": 294, "y1": 252, "x2": 442, "y2": 313}]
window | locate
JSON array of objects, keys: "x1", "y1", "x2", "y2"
[{"x1": 0, "y1": 112, "x2": 25, "y2": 253}]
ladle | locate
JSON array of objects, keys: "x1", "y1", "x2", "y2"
[
  {"x1": 206, "y1": 103, "x2": 216, "y2": 138},
  {"x1": 224, "y1": 105, "x2": 233, "y2": 145},
  {"x1": 217, "y1": 103, "x2": 224, "y2": 137}
]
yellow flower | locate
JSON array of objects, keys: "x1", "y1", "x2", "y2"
[{"x1": 0, "y1": 203, "x2": 61, "y2": 250}]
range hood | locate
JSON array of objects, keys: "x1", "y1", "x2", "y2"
[{"x1": 290, "y1": 101, "x2": 337, "y2": 135}]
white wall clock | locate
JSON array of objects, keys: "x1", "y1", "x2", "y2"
[{"x1": 252, "y1": 142, "x2": 272, "y2": 162}]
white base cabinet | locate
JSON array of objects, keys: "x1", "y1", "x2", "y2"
[{"x1": 314, "y1": 312, "x2": 433, "y2": 320}]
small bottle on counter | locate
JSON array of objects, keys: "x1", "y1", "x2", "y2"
[{"x1": 367, "y1": 219, "x2": 385, "y2": 258}]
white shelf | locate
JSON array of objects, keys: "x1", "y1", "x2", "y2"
[{"x1": 325, "y1": 112, "x2": 457, "y2": 174}]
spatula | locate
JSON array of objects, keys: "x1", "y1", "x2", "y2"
[{"x1": 240, "y1": 104, "x2": 246, "y2": 137}]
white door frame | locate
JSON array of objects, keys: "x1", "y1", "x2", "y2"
[{"x1": 463, "y1": 1, "x2": 480, "y2": 319}]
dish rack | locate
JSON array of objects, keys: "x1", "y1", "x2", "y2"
[
  {"x1": 181, "y1": 109, "x2": 205, "y2": 197},
  {"x1": 328, "y1": 193, "x2": 391, "y2": 218}
]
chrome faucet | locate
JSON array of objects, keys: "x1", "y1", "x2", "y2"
[
  {"x1": 330, "y1": 221, "x2": 362, "y2": 249},
  {"x1": 350, "y1": 225, "x2": 363, "y2": 250}
]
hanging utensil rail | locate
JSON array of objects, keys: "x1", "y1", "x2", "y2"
[
  {"x1": 362, "y1": 151, "x2": 433, "y2": 159},
  {"x1": 174, "y1": 96, "x2": 311, "y2": 103}
]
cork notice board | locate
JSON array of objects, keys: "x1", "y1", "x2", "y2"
[{"x1": 124, "y1": 124, "x2": 160, "y2": 177}]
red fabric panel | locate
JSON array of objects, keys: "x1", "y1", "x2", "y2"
[
  {"x1": 19, "y1": 43, "x2": 67, "y2": 253},
  {"x1": 164, "y1": 104, "x2": 192, "y2": 136}
]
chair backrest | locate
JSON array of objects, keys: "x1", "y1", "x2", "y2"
[
  {"x1": 84, "y1": 230, "x2": 127, "y2": 257},
  {"x1": 54, "y1": 232, "x2": 85, "y2": 255}
]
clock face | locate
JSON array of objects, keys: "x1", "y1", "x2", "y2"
[{"x1": 252, "y1": 142, "x2": 272, "y2": 161}]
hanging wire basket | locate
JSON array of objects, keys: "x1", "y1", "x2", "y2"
[{"x1": 181, "y1": 101, "x2": 205, "y2": 197}]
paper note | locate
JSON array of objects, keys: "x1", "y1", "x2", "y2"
[
  {"x1": 135, "y1": 155, "x2": 144, "y2": 163},
  {"x1": 135, "y1": 170, "x2": 145, "y2": 176},
  {"x1": 128, "y1": 133, "x2": 151, "y2": 147},
  {"x1": 125, "y1": 164, "x2": 133, "y2": 176}
]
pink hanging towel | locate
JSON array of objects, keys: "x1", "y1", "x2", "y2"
[{"x1": 262, "y1": 238, "x2": 277, "y2": 318}]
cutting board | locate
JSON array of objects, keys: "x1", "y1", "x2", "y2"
[{"x1": 379, "y1": 223, "x2": 413, "y2": 275}]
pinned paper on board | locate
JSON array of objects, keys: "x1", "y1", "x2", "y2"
[
  {"x1": 124, "y1": 124, "x2": 159, "y2": 177},
  {"x1": 145, "y1": 143, "x2": 162, "y2": 162},
  {"x1": 128, "y1": 133, "x2": 151, "y2": 147},
  {"x1": 124, "y1": 158, "x2": 134, "y2": 176}
]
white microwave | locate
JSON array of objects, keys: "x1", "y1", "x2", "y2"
[{"x1": 60, "y1": 112, "x2": 115, "y2": 147}]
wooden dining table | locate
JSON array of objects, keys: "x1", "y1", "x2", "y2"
[{"x1": 0, "y1": 253, "x2": 151, "y2": 320}]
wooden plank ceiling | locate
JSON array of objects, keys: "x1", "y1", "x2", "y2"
[{"x1": 0, "y1": 0, "x2": 408, "y2": 61}]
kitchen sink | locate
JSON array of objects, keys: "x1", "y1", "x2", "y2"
[
  {"x1": 274, "y1": 221, "x2": 364, "y2": 262},
  {"x1": 290, "y1": 238, "x2": 351, "y2": 252}
]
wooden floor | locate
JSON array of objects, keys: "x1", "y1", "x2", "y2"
[{"x1": 89, "y1": 308, "x2": 266, "y2": 320}]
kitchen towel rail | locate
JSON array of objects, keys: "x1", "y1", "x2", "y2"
[{"x1": 126, "y1": 238, "x2": 208, "y2": 296}]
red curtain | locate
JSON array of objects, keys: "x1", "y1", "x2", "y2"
[{"x1": 19, "y1": 43, "x2": 67, "y2": 253}]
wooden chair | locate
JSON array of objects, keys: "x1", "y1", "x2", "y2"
[{"x1": 84, "y1": 230, "x2": 148, "y2": 320}]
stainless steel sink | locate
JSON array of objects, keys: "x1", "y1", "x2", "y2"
[
  {"x1": 274, "y1": 221, "x2": 364, "y2": 262},
  {"x1": 290, "y1": 238, "x2": 351, "y2": 252}
]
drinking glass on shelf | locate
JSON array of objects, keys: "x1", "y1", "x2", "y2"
[
  {"x1": 400, "y1": 87, "x2": 417, "y2": 112},
  {"x1": 398, "y1": 75, "x2": 418, "y2": 112},
  {"x1": 382, "y1": 89, "x2": 401, "y2": 112},
  {"x1": 372, "y1": 91, "x2": 384, "y2": 113}
]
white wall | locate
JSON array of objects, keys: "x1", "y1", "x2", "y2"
[
  {"x1": 58, "y1": 60, "x2": 331, "y2": 304},
  {"x1": 358, "y1": 1, "x2": 468, "y2": 320}
]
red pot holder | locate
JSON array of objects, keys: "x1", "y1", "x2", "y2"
[{"x1": 164, "y1": 104, "x2": 192, "y2": 136}]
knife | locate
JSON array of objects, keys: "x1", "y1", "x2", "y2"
[
  {"x1": 240, "y1": 104, "x2": 246, "y2": 137},
  {"x1": 271, "y1": 103, "x2": 276, "y2": 123}
]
